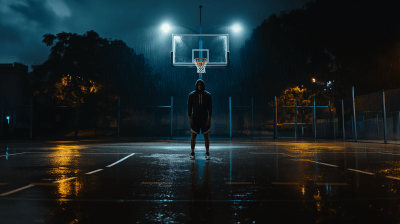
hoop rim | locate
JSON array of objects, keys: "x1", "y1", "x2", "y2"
[
  {"x1": 194, "y1": 58, "x2": 208, "y2": 67},
  {"x1": 194, "y1": 58, "x2": 208, "y2": 61},
  {"x1": 193, "y1": 58, "x2": 208, "y2": 63}
]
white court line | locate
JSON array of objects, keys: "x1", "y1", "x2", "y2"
[
  {"x1": 387, "y1": 176, "x2": 400, "y2": 181},
  {"x1": 347, "y1": 168, "x2": 375, "y2": 175},
  {"x1": 53, "y1": 177, "x2": 76, "y2": 183},
  {"x1": 0, "y1": 153, "x2": 25, "y2": 157},
  {"x1": 2, "y1": 175, "x2": 89, "y2": 197},
  {"x1": 0, "y1": 184, "x2": 34, "y2": 197},
  {"x1": 308, "y1": 160, "x2": 338, "y2": 167},
  {"x1": 85, "y1": 169, "x2": 103, "y2": 175},
  {"x1": 106, "y1": 153, "x2": 135, "y2": 167}
]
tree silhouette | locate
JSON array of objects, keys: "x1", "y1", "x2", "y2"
[
  {"x1": 31, "y1": 30, "x2": 153, "y2": 107},
  {"x1": 240, "y1": 0, "x2": 400, "y2": 101}
]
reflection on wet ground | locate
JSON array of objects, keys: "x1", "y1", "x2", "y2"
[{"x1": 1, "y1": 140, "x2": 400, "y2": 223}]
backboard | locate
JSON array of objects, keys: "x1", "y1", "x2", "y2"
[{"x1": 171, "y1": 34, "x2": 229, "y2": 67}]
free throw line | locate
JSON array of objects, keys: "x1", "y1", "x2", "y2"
[{"x1": 106, "y1": 153, "x2": 135, "y2": 167}]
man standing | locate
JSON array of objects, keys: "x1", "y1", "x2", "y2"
[{"x1": 188, "y1": 79, "x2": 212, "y2": 160}]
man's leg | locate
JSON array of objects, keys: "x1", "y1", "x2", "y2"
[
  {"x1": 191, "y1": 133, "x2": 197, "y2": 153},
  {"x1": 204, "y1": 134, "x2": 209, "y2": 152}
]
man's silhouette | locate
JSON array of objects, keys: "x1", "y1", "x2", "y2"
[{"x1": 188, "y1": 79, "x2": 212, "y2": 160}]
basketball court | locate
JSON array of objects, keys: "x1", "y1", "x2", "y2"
[{"x1": 1, "y1": 139, "x2": 400, "y2": 223}]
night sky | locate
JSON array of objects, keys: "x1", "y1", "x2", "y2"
[{"x1": 0, "y1": 0, "x2": 312, "y2": 72}]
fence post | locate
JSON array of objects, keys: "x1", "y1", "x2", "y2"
[
  {"x1": 171, "y1": 96, "x2": 173, "y2": 140},
  {"x1": 352, "y1": 86, "x2": 357, "y2": 142},
  {"x1": 295, "y1": 99, "x2": 297, "y2": 140},
  {"x1": 251, "y1": 97, "x2": 254, "y2": 140},
  {"x1": 329, "y1": 101, "x2": 331, "y2": 139},
  {"x1": 382, "y1": 89, "x2": 387, "y2": 144},
  {"x1": 229, "y1": 97, "x2": 232, "y2": 139},
  {"x1": 313, "y1": 98, "x2": 316, "y2": 139},
  {"x1": 273, "y1": 96, "x2": 277, "y2": 140},
  {"x1": 117, "y1": 97, "x2": 120, "y2": 140},
  {"x1": 30, "y1": 97, "x2": 33, "y2": 139},
  {"x1": 377, "y1": 113, "x2": 379, "y2": 139},
  {"x1": 342, "y1": 100, "x2": 345, "y2": 141},
  {"x1": 333, "y1": 104, "x2": 336, "y2": 140}
]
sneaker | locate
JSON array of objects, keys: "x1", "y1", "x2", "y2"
[
  {"x1": 205, "y1": 152, "x2": 211, "y2": 160},
  {"x1": 190, "y1": 152, "x2": 195, "y2": 160}
]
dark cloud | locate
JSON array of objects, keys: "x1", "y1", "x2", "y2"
[
  {"x1": 8, "y1": 0, "x2": 57, "y2": 30},
  {"x1": 0, "y1": 24, "x2": 24, "y2": 44},
  {"x1": 0, "y1": 0, "x2": 312, "y2": 72}
]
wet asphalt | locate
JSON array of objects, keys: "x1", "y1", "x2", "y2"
[{"x1": 1, "y1": 139, "x2": 400, "y2": 223}]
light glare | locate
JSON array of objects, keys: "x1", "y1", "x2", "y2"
[
  {"x1": 232, "y1": 24, "x2": 241, "y2": 33},
  {"x1": 161, "y1": 23, "x2": 171, "y2": 33}
]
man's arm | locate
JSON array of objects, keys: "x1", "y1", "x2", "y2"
[
  {"x1": 208, "y1": 94, "x2": 212, "y2": 118},
  {"x1": 188, "y1": 93, "x2": 193, "y2": 117}
]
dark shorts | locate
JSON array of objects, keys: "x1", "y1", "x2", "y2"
[{"x1": 190, "y1": 116, "x2": 211, "y2": 135}]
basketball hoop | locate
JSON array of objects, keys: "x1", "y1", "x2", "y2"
[{"x1": 194, "y1": 58, "x2": 208, "y2": 74}]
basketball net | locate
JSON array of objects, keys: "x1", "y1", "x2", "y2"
[{"x1": 194, "y1": 58, "x2": 208, "y2": 74}]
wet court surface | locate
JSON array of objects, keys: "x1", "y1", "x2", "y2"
[{"x1": 1, "y1": 139, "x2": 400, "y2": 223}]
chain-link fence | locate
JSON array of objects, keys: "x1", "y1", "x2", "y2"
[
  {"x1": 330, "y1": 87, "x2": 400, "y2": 143},
  {"x1": 1, "y1": 96, "x2": 333, "y2": 140}
]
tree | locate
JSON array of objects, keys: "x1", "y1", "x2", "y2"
[
  {"x1": 31, "y1": 30, "x2": 153, "y2": 107},
  {"x1": 240, "y1": 0, "x2": 400, "y2": 101},
  {"x1": 269, "y1": 86, "x2": 331, "y2": 124},
  {"x1": 47, "y1": 75, "x2": 102, "y2": 107}
]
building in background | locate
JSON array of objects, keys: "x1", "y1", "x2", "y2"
[{"x1": 0, "y1": 62, "x2": 29, "y2": 138}]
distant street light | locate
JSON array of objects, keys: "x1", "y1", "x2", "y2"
[{"x1": 161, "y1": 23, "x2": 171, "y2": 33}]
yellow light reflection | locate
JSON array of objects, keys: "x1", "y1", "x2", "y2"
[
  {"x1": 377, "y1": 161, "x2": 400, "y2": 178},
  {"x1": 313, "y1": 190, "x2": 322, "y2": 212},
  {"x1": 48, "y1": 145, "x2": 83, "y2": 198}
]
